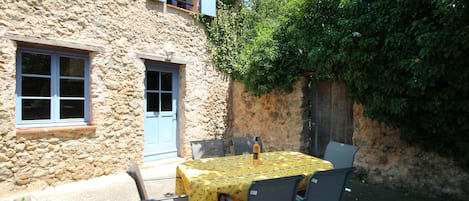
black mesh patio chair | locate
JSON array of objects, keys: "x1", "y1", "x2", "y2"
[
  {"x1": 127, "y1": 159, "x2": 188, "y2": 201},
  {"x1": 247, "y1": 174, "x2": 305, "y2": 201},
  {"x1": 190, "y1": 139, "x2": 225, "y2": 159},
  {"x1": 323, "y1": 141, "x2": 359, "y2": 169},
  {"x1": 323, "y1": 140, "x2": 359, "y2": 198},
  {"x1": 296, "y1": 167, "x2": 355, "y2": 201},
  {"x1": 232, "y1": 136, "x2": 264, "y2": 155}
]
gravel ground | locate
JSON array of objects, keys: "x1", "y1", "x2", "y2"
[{"x1": 345, "y1": 178, "x2": 445, "y2": 201}]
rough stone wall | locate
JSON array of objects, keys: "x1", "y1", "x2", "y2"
[
  {"x1": 0, "y1": 29, "x2": 18, "y2": 196},
  {"x1": 230, "y1": 80, "x2": 308, "y2": 152},
  {"x1": 0, "y1": 0, "x2": 230, "y2": 197},
  {"x1": 353, "y1": 104, "x2": 469, "y2": 200},
  {"x1": 178, "y1": 64, "x2": 231, "y2": 157}
]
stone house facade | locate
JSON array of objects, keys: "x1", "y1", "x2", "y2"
[
  {"x1": 0, "y1": 0, "x2": 467, "y2": 200},
  {"x1": 0, "y1": 0, "x2": 229, "y2": 196}
]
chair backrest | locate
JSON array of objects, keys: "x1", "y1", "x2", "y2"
[
  {"x1": 191, "y1": 139, "x2": 225, "y2": 159},
  {"x1": 303, "y1": 167, "x2": 355, "y2": 201},
  {"x1": 232, "y1": 136, "x2": 263, "y2": 155},
  {"x1": 323, "y1": 141, "x2": 358, "y2": 169},
  {"x1": 127, "y1": 159, "x2": 149, "y2": 200},
  {"x1": 247, "y1": 174, "x2": 305, "y2": 201},
  {"x1": 127, "y1": 159, "x2": 189, "y2": 201}
]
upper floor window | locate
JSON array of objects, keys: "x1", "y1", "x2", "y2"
[
  {"x1": 167, "y1": 0, "x2": 195, "y2": 11},
  {"x1": 162, "y1": 0, "x2": 216, "y2": 17},
  {"x1": 16, "y1": 46, "x2": 90, "y2": 128}
]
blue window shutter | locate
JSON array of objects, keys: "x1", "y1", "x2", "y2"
[
  {"x1": 200, "y1": 0, "x2": 216, "y2": 17},
  {"x1": 158, "y1": 0, "x2": 165, "y2": 2}
]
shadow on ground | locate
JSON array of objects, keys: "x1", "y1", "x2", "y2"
[{"x1": 345, "y1": 178, "x2": 445, "y2": 201}]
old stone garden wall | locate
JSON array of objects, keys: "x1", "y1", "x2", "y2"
[
  {"x1": 0, "y1": 0, "x2": 230, "y2": 197},
  {"x1": 353, "y1": 104, "x2": 469, "y2": 200},
  {"x1": 230, "y1": 80, "x2": 309, "y2": 152}
]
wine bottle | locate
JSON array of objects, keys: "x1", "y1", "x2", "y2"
[{"x1": 252, "y1": 137, "x2": 261, "y2": 165}]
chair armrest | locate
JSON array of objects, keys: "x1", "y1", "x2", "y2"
[
  {"x1": 295, "y1": 194, "x2": 305, "y2": 201},
  {"x1": 345, "y1": 187, "x2": 352, "y2": 192},
  {"x1": 143, "y1": 176, "x2": 181, "y2": 181},
  {"x1": 144, "y1": 194, "x2": 188, "y2": 201}
]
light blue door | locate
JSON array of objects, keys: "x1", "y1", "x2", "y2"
[{"x1": 144, "y1": 62, "x2": 179, "y2": 162}]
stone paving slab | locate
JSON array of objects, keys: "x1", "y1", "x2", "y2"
[
  {"x1": 141, "y1": 157, "x2": 186, "y2": 198},
  {"x1": 1, "y1": 173, "x2": 140, "y2": 201}
]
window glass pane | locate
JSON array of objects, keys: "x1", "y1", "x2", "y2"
[
  {"x1": 22, "y1": 77, "x2": 50, "y2": 97},
  {"x1": 147, "y1": 92, "x2": 159, "y2": 112},
  {"x1": 161, "y1": 93, "x2": 172, "y2": 111},
  {"x1": 60, "y1": 100, "x2": 84, "y2": 118},
  {"x1": 161, "y1": 72, "x2": 172, "y2": 91},
  {"x1": 184, "y1": 0, "x2": 191, "y2": 9},
  {"x1": 60, "y1": 57, "x2": 85, "y2": 77},
  {"x1": 22, "y1": 99, "x2": 50, "y2": 120},
  {"x1": 22, "y1": 52, "x2": 51, "y2": 75},
  {"x1": 146, "y1": 71, "x2": 159, "y2": 90},
  {"x1": 167, "y1": 0, "x2": 177, "y2": 6},
  {"x1": 166, "y1": 0, "x2": 191, "y2": 9},
  {"x1": 60, "y1": 79, "x2": 84, "y2": 97}
]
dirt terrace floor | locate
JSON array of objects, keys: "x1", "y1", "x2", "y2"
[{"x1": 345, "y1": 178, "x2": 446, "y2": 201}]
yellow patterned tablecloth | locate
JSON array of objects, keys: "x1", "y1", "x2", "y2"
[{"x1": 175, "y1": 151, "x2": 333, "y2": 201}]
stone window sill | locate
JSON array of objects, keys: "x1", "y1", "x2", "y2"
[{"x1": 16, "y1": 125, "x2": 97, "y2": 135}]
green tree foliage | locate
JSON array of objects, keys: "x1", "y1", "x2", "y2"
[
  {"x1": 201, "y1": 0, "x2": 290, "y2": 94},
  {"x1": 202, "y1": 0, "x2": 469, "y2": 169},
  {"x1": 342, "y1": 0, "x2": 469, "y2": 168}
]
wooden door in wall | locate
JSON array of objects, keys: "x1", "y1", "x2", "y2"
[
  {"x1": 309, "y1": 81, "x2": 353, "y2": 157},
  {"x1": 144, "y1": 62, "x2": 179, "y2": 162}
]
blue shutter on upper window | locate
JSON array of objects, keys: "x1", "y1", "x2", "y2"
[
  {"x1": 158, "y1": 0, "x2": 165, "y2": 2},
  {"x1": 200, "y1": 0, "x2": 216, "y2": 17}
]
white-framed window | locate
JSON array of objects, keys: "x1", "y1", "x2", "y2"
[{"x1": 16, "y1": 46, "x2": 90, "y2": 128}]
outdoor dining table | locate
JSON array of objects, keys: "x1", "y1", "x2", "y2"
[{"x1": 175, "y1": 151, "x2": 333, "y2": 201}]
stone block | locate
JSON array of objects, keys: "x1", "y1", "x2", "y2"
[
  {"x1": 0, "y1": 166, "x2": 13, "y2": 181},
  {"x1": 5, "y1": 149, "x2": 16, "y2": 158},
  {"x1": 32, "y1": 169, "x2": 48, "y2": 178},
  {"x1": 15, "y1": 172, "x2": 31, "y2": 185},
  {"x1": 0, "y1": 153, "x2": 8, "y2": 162}
]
